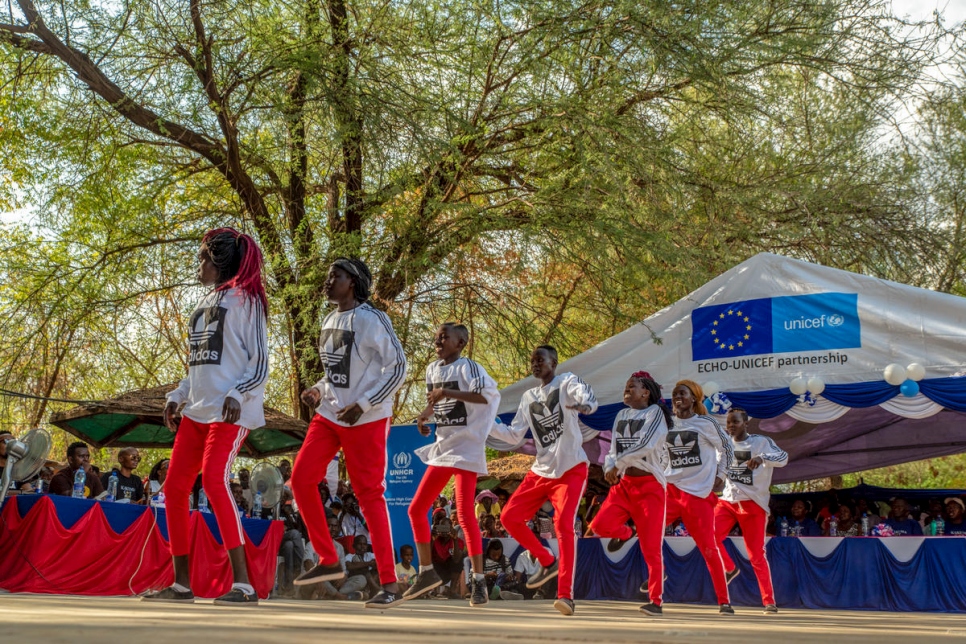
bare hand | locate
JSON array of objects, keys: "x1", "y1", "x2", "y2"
[
  {"x1": 416, "y1": 410, "x2": 434, "y2": 436},
  {"x1": 604, "y1": 468, "x2": 619, "y2": 485},
  {"x1": 222, "y1": 397, "x2": 241, "y2": 424},
  {"x1": 300, "y1": 387, "x2": 322, "y2": 408},
  {"x1": 163, "y1": 401, "x2": 181, "y2": 432},
  {"x1": 567, "y1": 404, "x2": 592, "y2": 414},
  {"x1": 427, "y1": 388, "x2": 447, "y2": 405},
  {"x1": 713, "y1": 476, "x2": 725, "y2": 494},
  {"x1": 746, "y1": 456, "x2": 764, "y2": 470},
  {"x1": 336, "y1": 403, "x2": 364, "y2": 425}
]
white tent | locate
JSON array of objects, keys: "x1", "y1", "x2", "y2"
[{"x1": 494, "y1": 253, "x2": 966, "y2": 483}]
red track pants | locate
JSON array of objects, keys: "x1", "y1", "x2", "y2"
[
  {"x1": 166, "y1": 417, "x2": 249, "y2": 556},
  {"x1": 500, "y1": 463, "x2": 587, "y2": 600},
  {"x1": 714, "y1": 499, "x2": 775, "y2": 606},
  {"x1": 590, "y1": 475, "x2": 666, "y2": 605},
  {"x1": 408, "y1": 465, "x2": 482, "y2": 557},
  {"x1": 291, "y1": 414, "x2": 396, "y2": 585},
  {"x1": 665, "y1": 484, "x2": 730, "y2": 604}
]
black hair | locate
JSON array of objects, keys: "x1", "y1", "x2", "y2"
[
  {"x1": 67, "y1": 441, "x2": 89, "y2": 459},
  {"x1": 148, "y1": 458, "x2": 170, "y2": 482},
  {"x1": 400, "y1": 544, "x2": 414, "y2": 555},
  {"x1": 728, "y1": 407, "x2": 749, "y2": 422},
  {"x1": 331, "y1": 257, "x2": 372, "y2": 302},
  {"x1": 441, "y1": 322, "x2": 469, "y2": 345},
  {"x1": 534, "y1": 344, "x2": 558, "y2": 363},
  {"x1": 486, "y1": 539, "x2": 504, "y2": 554},
  {"x1": 630, "y1": 372, "x2": 674, "y2": 430}
]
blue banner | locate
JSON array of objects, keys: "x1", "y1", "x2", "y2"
[
  {"x1": 692, "y1": 293, "x2": 860, "y2": 360},
  {"x1": 384, "y1": 424, "x2": 433, "y2": 559}
]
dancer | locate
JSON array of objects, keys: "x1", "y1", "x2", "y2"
[
  {"x1": 290, "y1": 258, "x2": 408, "y2": 608},
  {"x1": 490, "y1": 345, "x2": 597, "y2": 616},
  {"x1": 714, "y1": 407, "x2": 787, "y2": 615},
  {"x1": 403, "y1": 323, "x2": 500, "y2": 607},
  {"x1": 143, "y1": 228, "x2": 269, "y2": 605},
  {"x1": 664, "y1": 380, "x2": 735, "y2": 614},
  {"x1": 589, "y1": 371, "x2": 672, "y2": 616}
]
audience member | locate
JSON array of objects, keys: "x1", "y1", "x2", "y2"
[
  {"x1": 49, "y1": 442, "x2": 104, "y2": 498},
  {"x1": 826, "y1": 503, "x2": 860, "y2": 536},
  {"x1": 883, "y1": 497, "x2": 923, "y2": 536},
  {"x1": 920, "y1": 498, "x2": 944, "y2": 531},
  {"x1": 448, "y1": 509, "x2": 465, "y2": 542},
  {"x1": 100, "y1": 447, "x2": 145, "y2": 503},
  {"x1": 299, "y1": 515, "x2": 365, "y2": 601},
  {"x1": 277, "y1": 487, "x2": 305, "y2": 597},
  {"x1": 340, "y1": 492, "x2": 369, "y2": 538},
  {"x1": 512, "y1": 543, "x2": 555, "y2": 599},
  {"x1": 788, "y1": 500, "x2": 822, "y2": 536},
  {"x1": 494, "y1": 488, "x2": 510, "y2": 509},
  {"x1": 944, "y1": 498, "x2": 966, "y2": 535},
  {"x1": 855, "y1": 498, "x2": 881, "y2": 526},
  {"x1": 237, "y1": 467, "x2": 253, "y2": 507},
  {"x1": 230, "y1": 482, "x2": 249, "y2": 518},
  {"x1": 482, "y1": 539, "x2": 523, "y2": 600},
  {"x1": 395, "y1": 544, "x2": 418, "y2": 588},
  {"x1": 481, "y1": 514, "x2": 501, "y2": 538},
  {"x1": 475, "y1": 490, "x2": 501, "y2": 519},
  {"x1": 279, "y1": 459, "x2": 293, "y2": 485},
  {"x1": 147, "y1": 458, "x2": 170, "y2": 496},
  {"x1": 346, "y1": 534, "x2": 382, "y2": 596},
  {"x1": 431, "y1": 517, "x2": 467, "y2": 598}
]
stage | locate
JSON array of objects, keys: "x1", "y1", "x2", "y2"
[{"x1": 1, "y1": 594, "x2": 963, "y2": 643}]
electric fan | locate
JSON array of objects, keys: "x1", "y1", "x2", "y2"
[
  {"x1": 249, "y1": 462, "x2": 284, "y2": 519},
  {"x1": 0, "y1": 428, "x2": 52, "y2": 506}
]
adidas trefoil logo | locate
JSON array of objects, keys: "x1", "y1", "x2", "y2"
[
  {"x1": 435, "y1": 398, "x2": 458, "y2": 415},
  {"x1": 534, "y1": 405, "x2": 561, "y2": 431},
  {"x1": 667, "y1": 434, "x2": 696, "y2": 457},
  {"x1": 322, "y1": 338, "x2": 348, "y2": 368}
]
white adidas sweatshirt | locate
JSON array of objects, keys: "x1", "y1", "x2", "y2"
[
  {"x1": 720, "y1": 434, "x2": 788, "y2": 513},
  {"x1": 664, "y1": 414, "x2": 733, "y2": 498},
  {"x1": 604, "y1": 405, "x2": 670, "y2": 486}
]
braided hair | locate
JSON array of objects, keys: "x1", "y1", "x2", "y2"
[
  {"x1": 330, "y1": 257, "x2": 372, "y2": 302},
  {"x1": 630, "y1": 371, "x2": 673, "y2": 429},
  {"x1": 201, "y1": 228, "x2": 268, "y2": 316}
]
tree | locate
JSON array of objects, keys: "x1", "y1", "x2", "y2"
[{"x1": 0, "y1": 0, "x2": 950, "y2": 425}]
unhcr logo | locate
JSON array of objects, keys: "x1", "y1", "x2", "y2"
[{"x1": 390, "y1": 451, "x2": 413, "y2": 476}]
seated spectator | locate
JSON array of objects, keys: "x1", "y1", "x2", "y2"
[
  {"x1": 482, "y1": 539, "x2": 523, "y2": 600},
  {"x1": 494, "y1": 488, "x2": 510, "y2": 509},
  {"x1": 279, "y1": 459, "x2": 293, "y2": 486},
  {"x1": 432, "y1": 517, "x2": 467, "y2": 598},
  {"x1": 788, "y1": 500, "x2": 822, "y2": 536},
  {"x1": 883, "y1": 497, "x2": 923, "y2": 536},
  {"x1": 826, "y1": 502, "x2": 860, "y2": 536},
  {"x1": 146, "y1": 458, "x2": 170, "y2": 505},
  {"x1": 449, "y1": 509, "x2": 465, "y2": 542},
  {"x1": 481, "y1": 514, "x2": 501, "y2": 539},
  {"x1": 535, "y1": 501, "x2": 556, "y2": 539},
  {"x1": 100, "y1": 447, "x2": 145, "y2": 504},
  {"x1": 49, "y1": 441, "x2": 104, "y2": 499},
  {"x1": 854, "y1": 498, "x2": 881, "y2": 526},
  {"x1": 299, "y1": 515, "x2": 365, "y2": 601},
  {"x1": 920, "y1": 498, "x2": 944, "y2": 532},
  {"x1": 237, "y1": 467, "x2": 253, "y2": 508},
  {"x1": 231, "y1": 482, "x2": 249, "y2": 518},
  {"x1": 475, "y1": 490, "x2": 500, "y2": 520},
  {"x1": 944, "y1": 498, "x2": 966, "y2": 535},
  {"x1": 395, "y1": 544, "x2": 418, "y2": 589},
  {"x1": 346, "y1": 534, "x2": 381, "y2": 596},
  {"x1": 512, "y1": 540, "x2": 556, "y2": 599},
  {"x1": 493, "y1": 517, "x2": 509, "y2": 538},
  {"x1": 277, "y1": 487, "x2": 305, "y2": 597},
  {"x1": 340, "y1": 492, "x2": 369, "y2": 538}
]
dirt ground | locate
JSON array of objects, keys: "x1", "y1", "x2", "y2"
[{"x1": 2, "y1": 593, "x2": 965, "y2": 643}]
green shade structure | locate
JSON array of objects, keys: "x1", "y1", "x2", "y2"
[{"x1": 49, "y1": 384, "x2": 307, "y2": 458}]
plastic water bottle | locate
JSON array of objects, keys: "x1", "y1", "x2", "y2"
[
  {"x1": 935, "y1": 517, "x2": 945, "y2": 536},
  {"x1": 72, "y1": 469, "x2": 86, "y2": 499},
  {"x1": 106, "y1": 472, "x2": 118, "y2": 502},
  {"x1": 253, "y1": 491, "x2": 263, "y2": 518},
  {"x1": 861, "y1": 513, "x2": 870, "y2": 536},
  {"x1": 34, "y1": 479, "x2": 45, "y2": 495},
  {"x1": 198, "y1": 488, "x2": 210, "y2": 513},
  {"x1": 829, "y1": 515, "x2": 838, "y2": 537},
  {"x1": 780, "y1": 517, "x2": 789, "y2": 537}
]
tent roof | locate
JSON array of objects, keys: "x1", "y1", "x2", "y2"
[
  {"x1": 49, "y1": 384, "x2": 307, "y2": 458},
  {"x1": 496, "y1": 253, "x2": 966, "y2": 483}
]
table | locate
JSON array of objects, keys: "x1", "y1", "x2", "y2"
[{"x1": 0, "y1": 494, "x2": 283, "y2": 598}]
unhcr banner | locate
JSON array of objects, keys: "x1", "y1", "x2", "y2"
[{"x1": 384, "y1": 424, "x2": 433, "y2": 557}]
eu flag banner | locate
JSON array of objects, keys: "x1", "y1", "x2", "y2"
[
  {"x1": 691, "y1": 293, "x2": 860, "y2": 360},
  {"x1": 691, "y1": 298, "x2": 773, "y2": 361}
]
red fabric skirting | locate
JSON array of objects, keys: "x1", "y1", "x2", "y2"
[{"x1": 0, "y1": 496, "x2": 282, "y2": 598}]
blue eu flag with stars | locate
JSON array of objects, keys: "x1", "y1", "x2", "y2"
[{"x1": 691, "y1": 298, "x2": 773, "y2": 360}]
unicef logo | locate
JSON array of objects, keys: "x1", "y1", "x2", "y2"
[
  {"x1": 392, "y1": 452, "x2": 412, "y2": 469},
  {"x1": 827, "y1": 314, "x2": 845, "y2": 327}
]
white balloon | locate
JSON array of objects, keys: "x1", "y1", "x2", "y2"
[
  {"x1": 807, "y1": 377, "x2": 826, "y2": 396},
  {"x1": 883, "y1": 363, "x2": 907, "y2": 386},
  {"x1": 789, "y1": 377, "x2": 808, "y2": 396},
  {"x1": 906, "y1": 363, "x2": 925, "y2": 382},
  {"x1": 703, "y1": 381, "x2": 720, "y2": 397}
]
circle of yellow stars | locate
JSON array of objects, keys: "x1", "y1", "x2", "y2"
[{"x1": 711, "y1": 309, "x2": 752, "y2": 351}]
